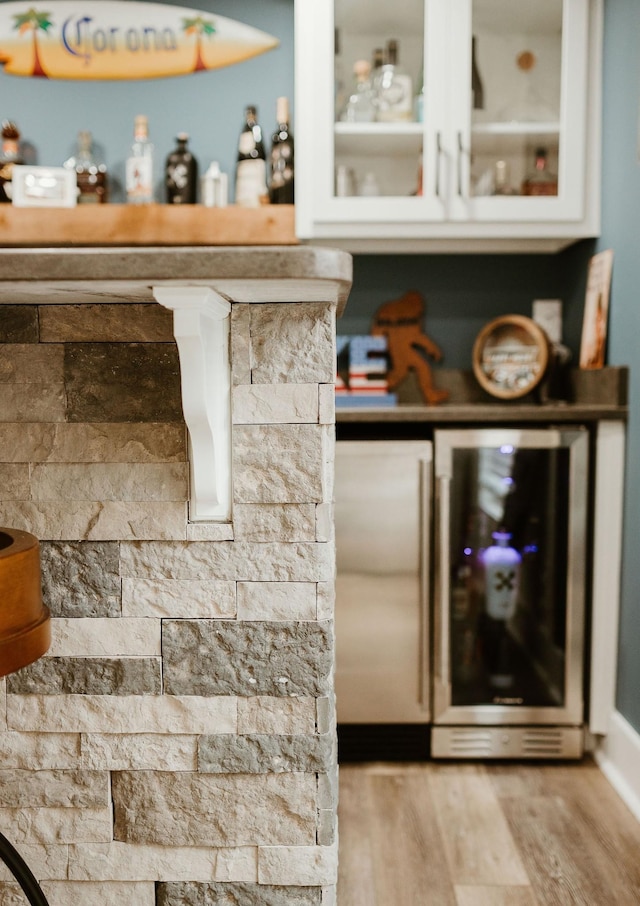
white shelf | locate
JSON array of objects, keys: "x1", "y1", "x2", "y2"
[
  {"x1": 471, "y1": 120, "x2": 561, "y2": 135},
  {"x1": 471, "y1": 121, "x2": 561, "y2": 156},
  {"x1": 335, "y1": 121, "x2": 423, "y2": 156}
]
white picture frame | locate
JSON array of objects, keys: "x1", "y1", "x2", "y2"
[{"x1": 11, "y1": 165, "x2": 77, "y2": 208}]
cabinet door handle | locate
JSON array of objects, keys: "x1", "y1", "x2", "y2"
[
  {"x1": 438, "y1": 474, "x2": 451, "y2": 686},
  {"x1": 435, "y1": 131, "x2": 443, "y2": 199},
  {"x1": 418, "y1": 456, "x2": 431, "y2": 713},
  {"x1": 456, "y1": 131, "x2": 465, "y2": 197}
]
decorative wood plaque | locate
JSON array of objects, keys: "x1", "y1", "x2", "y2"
[{"x1": 472, "y1": 314, "x2": 550, "y2": 400}]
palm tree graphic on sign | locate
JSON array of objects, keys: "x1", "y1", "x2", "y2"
[
  {"x1": 12, "y1": 6, "x2": 52, "y2": 78},
  {"x1": 181, "y1": 16, "x2": 216, "y2": 72}
]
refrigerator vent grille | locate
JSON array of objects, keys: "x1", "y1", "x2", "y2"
[
  {"x1": 448, "y1": 729, "x2": 493, "y2": 757},
  {"x1": 431, "y1": 725, "x2": 583, "y2": 759},
  {"x1": 522, "y1": 728, "x2": 565, "y2": 756}
]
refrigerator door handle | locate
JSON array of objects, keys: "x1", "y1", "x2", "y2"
[
  {"x1": 438, "y1": 474, "x2": 451, "y2": 690},
  {"x1": 418, "y1": 455, "x2": 432, "y2": 712}
]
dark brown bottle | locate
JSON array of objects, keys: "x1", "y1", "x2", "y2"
[
  {"x1": 0, "y1": 120, "x2": 23, "y2": 204},
  {"x1": 521, "y1": 147, "x2": 558, "y2": 196},
  {"x1": 165, "y1": 132, "x2": 198, "y2": 204},
  {"x1": 235, "y1": 105, "x2": 267, "y2": 207},
  {"x1": 63, "y1": 131, "x2": 108, "y2": 204},
  {"x1": 471, "y1": 36, "x2": 484, "y2": 110},
  {"x1": 269, "y1": 96, "x2": 294, "y2": 204}
]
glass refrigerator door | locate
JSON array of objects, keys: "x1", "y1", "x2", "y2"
[{"x1": 433, "y1": 427, "x2": 588, "y2": 726}]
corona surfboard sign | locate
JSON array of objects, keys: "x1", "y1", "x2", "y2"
[{"x1": 0, "y1": 1, "x2": 279, "y2": 80}]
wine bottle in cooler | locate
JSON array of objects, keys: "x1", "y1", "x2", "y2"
[
  {"x1": 126, "y1": 114, "x2": 154, "y2": 204},
  {"x1": 235, "y1": 105, "x2": 268, "y2": 207},
  {"x1": 269, "y1": 96, "x2": 294, "y2": 204},
  {"x1": 480, "y1": 530, "x2": 521, "y2": 689}
]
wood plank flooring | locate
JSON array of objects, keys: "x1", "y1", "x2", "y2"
[{"x1": 337, "y1": 758, "x2": 640, "y2": 905}]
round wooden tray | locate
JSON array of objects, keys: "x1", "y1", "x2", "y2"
[
  {"x1": 0, "y1": 528, "x2": 50, "y2": 678},
  {"x1": 472, "y1": 315, "x2": 550, "y2": 400}
]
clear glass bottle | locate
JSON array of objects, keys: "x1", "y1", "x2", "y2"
[
  {"x1": 235, "y1": 105, "x2": 268, "y2": 207},
  {"x1": 359, "y1": 171, "x2": 380, "y2": 196},
  {"x1": 492, "y1": 159, "x2": 515, "y2": 196},
  {"x1": 373, "y1": 39, "x2": 413, "y2": 122},
  {"x1": 521, "y1": 147, "x2": 558, "y2": 196},
  {"x1": 269, "y1": 96, "x2": 294, "y2": 204},
  {"x1": 341, "y1": 60, "x2": 376, "y2": 123},
  {"x1": 126, "y1": 115, "x2": 154, "y2": 204},
  {"x1": 414, "y1": 64, "x2": 425, "y2": 123},
  {"x1": 201, "y1": 161, "x2": 228, "y2": 208},
  {"x1": 64, "y1": 130, "x2": 108, "y2": 204},
  {"x1": 0, "y1": 120, "x2": 23, "y2": 204},
  {"x1": 165, "y1": 132, "x2": 198, "y2": 204}
]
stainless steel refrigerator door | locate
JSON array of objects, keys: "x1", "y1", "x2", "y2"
[
  {"x1": 335, "y1": 440, "x2": 432, "y2": 723},
  {"x1": 433, "y1": 427, "x2": 588, "y2": 727}
]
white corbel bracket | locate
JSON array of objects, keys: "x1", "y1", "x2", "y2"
[{"x1": 153, "y1": 286, "x2": 231, "y2": 522}]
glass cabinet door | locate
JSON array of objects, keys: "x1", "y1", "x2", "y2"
[
  {"x1": 333, "y1": 0, "x2": 426, "y2": 200},
  {"x1": 450, "y1": 0, "x2": 589, "y2": 222},
  {"x1": 296, "y1": 0, "x2": 447, "y2": 230},
  {"x1": 433, "y1": 427, "x2": 588, "y2": 726}
]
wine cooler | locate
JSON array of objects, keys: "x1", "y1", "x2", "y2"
[{"x1": 431, "y1": 427, "x2": 588, "y2": 759}]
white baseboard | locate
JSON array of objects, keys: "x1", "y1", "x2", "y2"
[{"x1": 594, "y1": 710, "x2": 640, "y2": 823}]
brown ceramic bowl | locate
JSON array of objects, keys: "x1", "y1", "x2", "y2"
[{"x1": 0, "y1": 528, "x2": 50, "y2": 678}]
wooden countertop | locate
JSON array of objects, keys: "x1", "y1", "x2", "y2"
[{"x1": 0, "y1": 203, "x2": 297, "y2": 247}]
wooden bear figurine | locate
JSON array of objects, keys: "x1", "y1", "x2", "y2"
[{"x1": 371, "y1": 290, "x2": 449, "y2": 405}]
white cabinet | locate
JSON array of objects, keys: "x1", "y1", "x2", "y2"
[{"x1": 294, "y1": 0, "x2": 602, "y2": 252}]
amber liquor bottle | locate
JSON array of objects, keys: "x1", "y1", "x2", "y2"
[
  {"x1": 64, "y1": 131, "x2": 108, "y2": 204},
  {"x1": 521, "y1": 147, "x2": 558, "y2": 196},
  {"x1": 0, "y1": 120, "x2": 23, "y2": 204}
]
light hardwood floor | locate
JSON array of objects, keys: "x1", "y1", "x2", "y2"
[{"x1": 337, "y1": 758, "x2": 640, "y2": 905}]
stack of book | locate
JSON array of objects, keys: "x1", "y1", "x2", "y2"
[{"x1": 335, "y1": 335, "x2": 397, "y2": 407}]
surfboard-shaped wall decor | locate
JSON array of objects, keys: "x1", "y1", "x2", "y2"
[{"x1": 0, "y1": 1, "x2": 279, "y2": 80}]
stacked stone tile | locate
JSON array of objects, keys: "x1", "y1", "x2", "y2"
[{"x1": 0, "y1": 300, "x2": 338, "y2": 906}]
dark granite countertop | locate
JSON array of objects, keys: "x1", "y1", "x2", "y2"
[
  {"x1": 336, "y1": 367, "x2": 629, "y2": 424},
  {"x1": 0, "y1": 245, "x2": 353, "y2": 313}
]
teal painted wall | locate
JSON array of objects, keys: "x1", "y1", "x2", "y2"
[
  {"x1": 1, "y1": 0, "x2": 635, "y2": 728},
  {"x1": 599, "y1": 0, "x2": 640, "y2": 733}
]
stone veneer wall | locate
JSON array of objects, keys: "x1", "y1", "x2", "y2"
[{"x1": 0, "y1": 298, "x2": 338, "y2": 906}]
